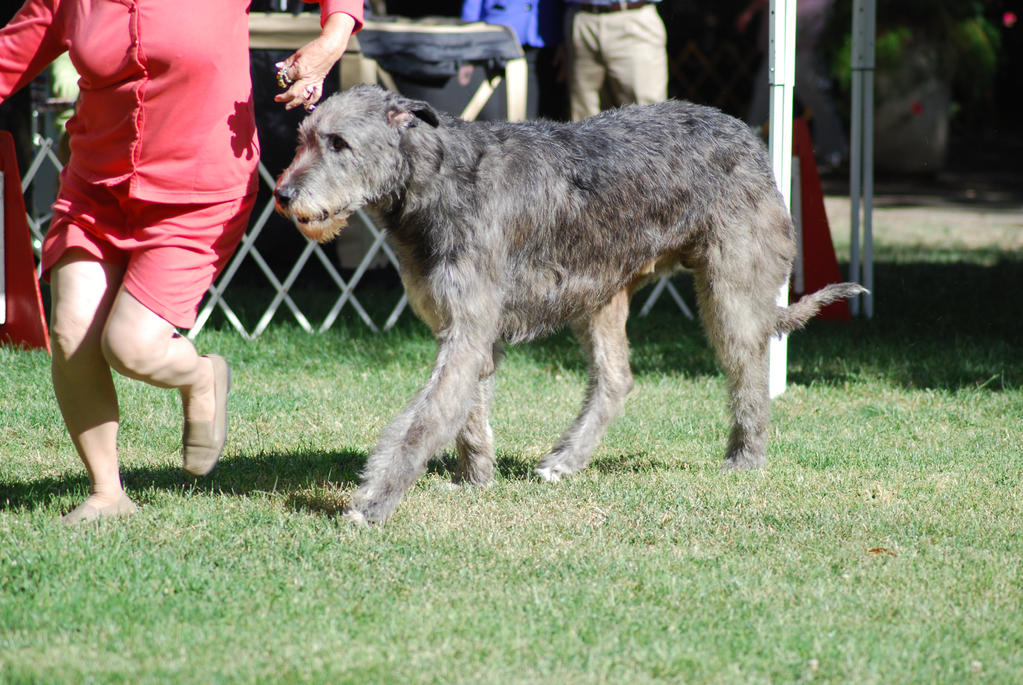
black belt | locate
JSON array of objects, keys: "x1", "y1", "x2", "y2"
[{"x1": 576, "y1": 1, "x2": 650, "y2": 13}]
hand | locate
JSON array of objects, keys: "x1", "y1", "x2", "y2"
[{"x1": 275, "y1": 13, "x2": 356, "y2": 111}]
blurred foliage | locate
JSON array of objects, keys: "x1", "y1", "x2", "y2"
[{"x1": 825, "y1": 0, "x2": 1002, "y2": 104}]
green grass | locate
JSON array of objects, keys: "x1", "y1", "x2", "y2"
[{"x1": 2, "y1": 219, "x2": 1021, "y2": 683}]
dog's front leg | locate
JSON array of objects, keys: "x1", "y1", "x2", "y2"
[
  {"x1": 454, "y1": 343, "x2": 503, "y2": 486},
  {"x1": 346, "y1": 328, "x2": 497, "y2": 524}
]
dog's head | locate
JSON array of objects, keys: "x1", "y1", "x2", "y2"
[{"x1": 274, "y1": 84, "x2": 440, "y2": 243}]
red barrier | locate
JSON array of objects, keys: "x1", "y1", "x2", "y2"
[{"x1": 1, "y1": 130, "x2": 50, "y2": 352}]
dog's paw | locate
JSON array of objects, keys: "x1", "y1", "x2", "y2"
[
  {"x1": 534, "y1": 465, "x2": 568, "y2": 483},
  {"x1": 720, "y1": 451, "x2": 766, "y2": 471},
  {"x1": 434, "y1": 481, "x2": 461, "y2": 492},
  {"x1": 340, "y1": 507, "x2": 369, "y2": 527}
]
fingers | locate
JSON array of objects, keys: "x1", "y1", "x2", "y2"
[
  {"x1": 274, "y1": 60, "x2": 322, "y2": 112},
  {"x1": 301, "y1": 83, "x2": 321, "y2": 111}
]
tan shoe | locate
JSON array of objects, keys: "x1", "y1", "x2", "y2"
[
  {"x1": 182, "y1": 354, "x2": 230, "y2": 477},
  {"x1": 62, "y1": 492, "x2": 138, "y2": 526}
]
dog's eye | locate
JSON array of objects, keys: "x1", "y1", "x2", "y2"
[{"x1": 326, "y1": 135, "x2": 349, "y2": 153}]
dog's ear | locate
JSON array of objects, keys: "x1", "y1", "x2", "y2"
[{"x1": 387, "y1": 98, "x2": 440, "y2": 131}]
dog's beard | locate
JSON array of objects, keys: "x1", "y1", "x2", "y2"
[{"x1": 280, "y1": 207, "x2": 351, "y2": 243}]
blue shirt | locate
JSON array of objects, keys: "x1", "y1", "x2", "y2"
[{"x1": 461, "y1": 0, "x2": 564, "y2": 49}]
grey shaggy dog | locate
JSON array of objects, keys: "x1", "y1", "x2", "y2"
[{"x1": 275, "y1": 83, "x2": 864, "y2": 524}]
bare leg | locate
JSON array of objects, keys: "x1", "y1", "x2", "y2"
[
  {"x1": 49, "y1": 252, "x2": 220, "y2": 515},
  {"x1": 49, "y1": 255, "x2": 125, "y2": 509},
  {"x1": 101, "y1": 290, "x2": 216, "y2": 426}
]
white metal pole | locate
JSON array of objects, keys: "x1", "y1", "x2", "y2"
[
  {"x1": 861, "y1": 1, "x2": 875, "y2": 318},
  {"x1": 767, "y1": 0, "x2": 796, "y2": 398},
  {"x1": 849, "y1": 70, "x2": 862, "y2": 316},
  {"x1": 850, "y1": 0, "x2": 876, "y2": 317}
]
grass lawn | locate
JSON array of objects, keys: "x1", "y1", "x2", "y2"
[{"x1": 1, "y1": 197, "x2": 1021, "y2": 683}]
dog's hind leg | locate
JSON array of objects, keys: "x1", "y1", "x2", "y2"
[
  {"x1": 692, "y1": 271, "x2": 776, "y2": 470},
  {"x1": 454, "y1": 343, "x2": 503, "y2": 486},
  {"x1": 536, "y1": 289, "x2": 634, "y2": 482},
  {"x1": 347, "y1": 327, "x2": 497, "y2": 523},
  {"x1": 691, "y1": 199, "x2": 796, "y2": 470}
]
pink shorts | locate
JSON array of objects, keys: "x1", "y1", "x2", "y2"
[{"x1": 42, "y1": 173, "x2": 256, "y2": 329}]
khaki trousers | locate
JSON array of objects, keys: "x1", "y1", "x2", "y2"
[{"x1": 568, "y1": 4, "x2": 668, "y2": 121}]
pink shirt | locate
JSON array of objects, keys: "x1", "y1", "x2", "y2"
[{"x1": 0, "y1": 0, "x2": 363, "y2": 203}]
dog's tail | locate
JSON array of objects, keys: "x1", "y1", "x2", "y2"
[{"x1": 774, "y1": 282, "x2": 868, "y2": 335}]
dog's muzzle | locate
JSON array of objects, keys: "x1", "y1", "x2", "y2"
[
  {"x1": 273, "y1": 184, "x2": 350, "y2": 243},
  {"x1": 273, "y1": 183, "x2": 299, "y2": 210}
]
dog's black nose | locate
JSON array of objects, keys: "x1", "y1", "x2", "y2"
[{"x1": 275, "y1": 185, "x2": 297, "y2": 208}]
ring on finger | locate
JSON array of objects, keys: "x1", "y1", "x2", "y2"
[{"x1": 303, "y1": 84, "x2": 320, "y2": 112}]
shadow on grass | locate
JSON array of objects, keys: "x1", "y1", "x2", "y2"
[
  {"x1": 421, "y1": 449, "x2": 676, "y2": 481},
  {"x1": 1, "y1": 447, "x2": 557, "y2": 516},
  {"x1": 0, "y1": 449, "x2": 364, "y2": 515},
  {"x1": 785, "y1": 258, "x2": 1023, "y2": 391}
]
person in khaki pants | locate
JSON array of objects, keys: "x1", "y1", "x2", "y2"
[{"x1": 566, "y1": 1, "x2": 668, "y2": 121}]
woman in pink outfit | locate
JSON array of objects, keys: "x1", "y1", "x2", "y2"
[{"x1": 0, "y1": 0, "x2": 364, "y2": 523}]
